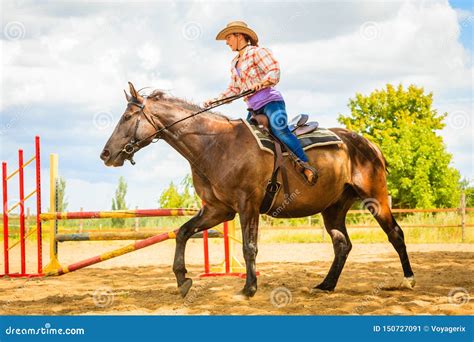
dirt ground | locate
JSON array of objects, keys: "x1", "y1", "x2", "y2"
[{"x1": 0, "y1": 241, "x2": 472, "y2": 315}]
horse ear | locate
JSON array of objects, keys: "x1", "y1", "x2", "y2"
[
  {"x1": 124, "y1": 89, "x2": 131, "y2": 102},
  {"x1": 128, "y1": 81, "x2": 139, "y2": 99}
]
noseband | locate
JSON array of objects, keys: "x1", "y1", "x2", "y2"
[
  {"x1": 121, "y1": 96, "x2": 162, "y2": 165},
  {"x1": 120, "y1": 89, "x2": 255, "y2": 165}
]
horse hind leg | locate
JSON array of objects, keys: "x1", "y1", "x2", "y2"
[
  {"x1": 313, "y1": 188, "x2": 357, "y2": 292},
  {"x1": 353, "y1": 177, "x2": 415, "y2": 289}
]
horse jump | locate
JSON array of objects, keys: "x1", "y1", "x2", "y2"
[{"x1": 1, "y1": 137, "x2": 240, "y2": 278}]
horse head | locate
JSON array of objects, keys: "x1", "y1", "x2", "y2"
[{"x1": 100, "y1": 82, "x2": 162, "y2": 167}]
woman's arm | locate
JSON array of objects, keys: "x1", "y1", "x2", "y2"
[
  {"x1": 253, "y1": 47, "x2": 280, "y2": 88},
  {"x1": 203, "y1": 75, "x2": 241, "y2": 108}
]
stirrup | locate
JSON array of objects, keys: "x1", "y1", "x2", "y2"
[{"x1": 293, "y1": 160, "x2": 318, "y2": 186}]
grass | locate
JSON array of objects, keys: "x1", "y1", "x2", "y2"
[{"x1": 2, "y1": 212, "x2": 473, "y2": 244}]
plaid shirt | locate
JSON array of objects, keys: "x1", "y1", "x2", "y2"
[{"x1": 218, "y1": 46, "x2": 281, "y2": 101}]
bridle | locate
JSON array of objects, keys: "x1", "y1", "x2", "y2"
[{"x1": 120, "y1": 89, "x2": 255, "y2": 165}]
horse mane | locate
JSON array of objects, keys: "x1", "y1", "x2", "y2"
[{"x1": 146, "y1": 89, "x2": 231, "y2": 122}]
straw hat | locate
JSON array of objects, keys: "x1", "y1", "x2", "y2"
[{"x1": 215, "y1": 21, "x2": 258, "y2": 45}]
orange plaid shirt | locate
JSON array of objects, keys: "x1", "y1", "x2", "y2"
[{"x1": 218, "y1": 46, "x2": 281, "y2": 101}]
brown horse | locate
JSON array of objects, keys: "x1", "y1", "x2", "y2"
[{"x1": 100, "y1": 82, "x2": 415, "y2": 298}]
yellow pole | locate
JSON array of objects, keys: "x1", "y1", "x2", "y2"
[
  {"x1": 43, "y1": 154, "x2": 61, "y2": 272},
  {"x1": 227, "y1": 219, "x2": 245, "y2": 272}
]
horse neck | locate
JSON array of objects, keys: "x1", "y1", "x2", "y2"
[{"x1": 156, "y1": 105, "x2": 233, "y2": 164}]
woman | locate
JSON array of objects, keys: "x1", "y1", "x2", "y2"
[{"x1": 204, "y1": 21, "x2": 317, "y2": 185}]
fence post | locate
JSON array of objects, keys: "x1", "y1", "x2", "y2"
[
  {"x1": 388, "y1": 195, "x2": 392, "y2": 209},
  {"x1": 134, "y1": 206, "x2": 139, "y2": 232},
  {"x1": 461, "y1": 192, "x2": 466, "y2": 243},
  {"x1": 43, "y1": 153, "x2": 61, "y2": 273},
  {"x1": 2, "y1": 162, "x2": 9, "y2": 275},
  {"x1": 79, "y1": 207, "x2": 83, "y2": 233}
]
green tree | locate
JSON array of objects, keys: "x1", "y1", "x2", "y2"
[
  {"x1": 111, "y1": 176, "x2": 128, "y2": 227},
  {"x1": 57, "y1": 177, "x2": 68, "y2": 212},
  {"x1": 338, "y1": 83, "x2": 461, "y2": 208},
  {"x1": 460, "y1": 179, "x2": 474, "y2": 208},
  {"x1": 158, "y1": 174, "x2": 200, "y2": 208},
  {"x1": 180, "y1": 174, "x2": 200, "y2": 208},
  {"x1": 158, "y1": 181, "x2": 182, "y2": 208},
  {"x1": 47, "y1": 176, "x2": 68, "y2": 212}
]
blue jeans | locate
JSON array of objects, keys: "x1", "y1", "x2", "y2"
[{"x1": 247, "y1": 101, "x2": 308, "y2": 162}]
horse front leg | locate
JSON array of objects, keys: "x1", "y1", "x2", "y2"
[
  {"x1": 173, "y1": 205, "x2": 234, "y2": 297},
  {"x1": 238, "y1": 208, "x2": 260, "y2": 298}
]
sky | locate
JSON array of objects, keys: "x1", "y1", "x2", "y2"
[{"x1": 0, "y1": 0, "x2": 472, "y2": 212}]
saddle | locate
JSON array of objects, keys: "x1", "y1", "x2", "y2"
[
  {"x1": 249, "y1": 112, "x2": 319, "y2": 214},
  {"x1": 250, "y1": 113, "x2": 319, "y2": 137}
]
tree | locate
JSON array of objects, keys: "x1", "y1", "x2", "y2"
[
  {"x1": 180, "y1": 174, "x2": 201, "y2": 208},
  {"x1": 158, "y1": 181, "x2": 182, "y2": 208},
  {"x1": 158, "y1": 174, "x2": 200, "y2": 208},
  {"x1": 460, "y1": 179, "x2": 474, "y2": 208},
  {"x1": 47, "y1": 176, "x2": 68, "y2": 212},
  {"x1": 338, "y1": 84, "x2": 461, "y2": 208},
  {"x1": 56, "y1": 177, "x2": 68, "y2": 213},
  {"x1": 111, "y1": 176, "x2": 128, "y2": 227}
]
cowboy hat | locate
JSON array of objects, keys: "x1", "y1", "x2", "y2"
[{"x1": 215, "y1": 21, "x2": 258, "y2": 45}]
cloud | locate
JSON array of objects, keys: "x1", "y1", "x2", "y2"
[{"x1": 1, "y1": 0, "x2": 472, "y2": 210}]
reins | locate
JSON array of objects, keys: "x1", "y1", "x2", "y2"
[{"x1": 121, "y1": 89, "x2": 255, "y2": 164}]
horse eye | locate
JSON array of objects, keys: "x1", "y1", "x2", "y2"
[{"x1": 123, "y1": 114, "x2": 132, "y2": 121}]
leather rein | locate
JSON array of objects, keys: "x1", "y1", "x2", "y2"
[{"x1": 121, "y1": 89, "x2": 255, "y2": 165}]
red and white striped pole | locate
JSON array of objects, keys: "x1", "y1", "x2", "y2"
[{"x1": 2, "y1": 162, "x2": 9, "y2": 275}]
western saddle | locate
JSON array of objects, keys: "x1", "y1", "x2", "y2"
[{"x1": 248, "y1": 113, "x2": 319, "y2": 214}]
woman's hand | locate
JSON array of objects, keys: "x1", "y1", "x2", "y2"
[
  {"x1": 250, "y1": 80, "x2": 272, "y2": 92},
  {"x1": 203, "y1": 98, "x2": 217, "y2": 108},
  {"x1": 250, "y1": 82, "x2": 264, "y2": 92}
]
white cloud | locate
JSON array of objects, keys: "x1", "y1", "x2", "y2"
[{"x1": 1, "y1": 0, "x2": 472, "y2": 210}]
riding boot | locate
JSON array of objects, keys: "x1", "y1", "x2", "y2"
[{"x1": 293, "y1": 159, "x2": 318, "y2": 186}]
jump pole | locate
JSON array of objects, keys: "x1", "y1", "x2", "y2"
[
  {"x1": 1, "y1": 136, "x2": 43, "y2": 277},
  {"x1": 200, "y1": 220, "x2": 250, "y2": 278},
  {"x1": 43, "y1": 153, "x2": 61, "y2": 273},
  {"x1": 45, "y1": 229, "x2": 179, "y2": 276}
]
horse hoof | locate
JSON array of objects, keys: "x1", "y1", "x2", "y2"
[
  {"x1": 310, "y1": 288, "x2": 331, "y2": 294},
  {"x1": 233, "y1": 291, "x2": 250, "y2": 301},
  {"x1": 179, "y1": 278, "x2": 193, "y2": 298},
  {"x1": 311, "y1": 283, "x2": 335, "y2": 294},
  {"x1": 400, "y1": 276, "x2": 416, "y2": 290},
  {"x1": 234, "y1": 286, "x2": 256, "y2": 300}
]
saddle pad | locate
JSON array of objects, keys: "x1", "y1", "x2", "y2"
[{"x1": 241, "y1": 119, "x2": 343, "y2": 155}]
